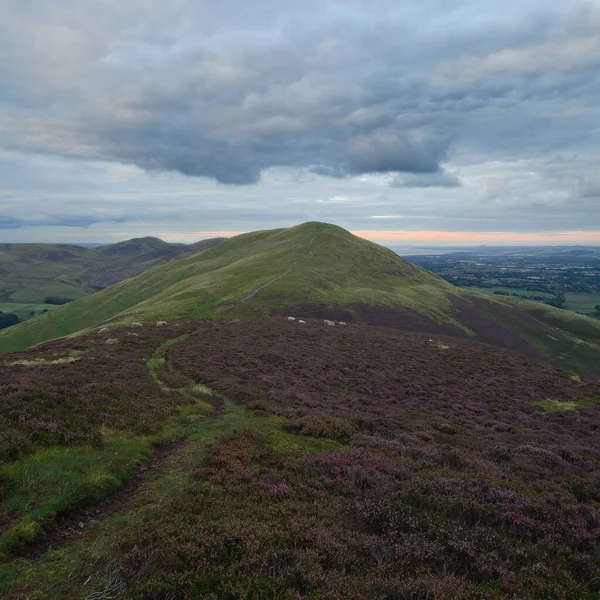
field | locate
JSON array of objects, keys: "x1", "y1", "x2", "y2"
[
  {"x1": 0, "y1": 303, "x2": 57, "y2": 321},
  {"x1": 1, "y1": 317, "x2": 600, "y2": 599},
  {"x1": 468, "y1": 286, "x2": 554, "y2": 299},
  {"x1": 408, "y1": 248, "x2": 600, "y2": 315},
  {"x1": 469, "y1": 288, "x2": 600, "y2": 314},
  {"x1": 564, "y1": 292, "x2": 600, "y2": 313}
]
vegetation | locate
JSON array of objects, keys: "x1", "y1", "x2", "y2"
[
  {"x1": 0, "y1": 313, "x2": 19, "y2": 331},
  {"x1": 408, "y1": 248, "x2": 600, "y2": 314},
  {"x1": 2, "y1": 223, "x2": 600, "y2": 378},
  {"x1": 0, "y1": 236, "x2": 224, "y2": 304},
  {"x1": 2, "y1": 317, "x2": 600, "y2": 598}
]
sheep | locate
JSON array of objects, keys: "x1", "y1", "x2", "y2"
[
  {"x1": 339, "y1": 321, "x2": 347, "y2": 326},
  {"x1": 131, "y1": 322, "x2": 143, "y2": 328},
  {"x1": 324, "y1": 320, "x2": 335, "y2": 326},
  {"x1": 298, "y1": 320, "x2": 306, "y2": 324},
  {"x1": 98, "y1": 327, "x2": 110, "y2": 334},
  {"x1": 287, "y1": 316, "x2": 296, "y2": 321},
  {"x1": 156, "y1": 321, "x2": 168, "y2": 327}
]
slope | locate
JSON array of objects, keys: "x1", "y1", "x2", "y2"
[
  {"x1": 0, "y1": 237, "x2": 224, "y2": 303},
  {"x1": 0, "y1": 222, "x2": 599, "y2": 372}
]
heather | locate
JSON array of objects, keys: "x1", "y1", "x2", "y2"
[
  {"x1": 162, "y1": 318, "x2": 600, "y2": 598},
  {"x1": 0, "y1": 324, "x2": 198, "y2": 463},
  {"x1": 2, "y1": 317, "x2": 600, "y2": 598}
]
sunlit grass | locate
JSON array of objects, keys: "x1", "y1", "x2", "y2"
[{"x1": 534, "y1": 396, "x2": 600, "y2": 413}]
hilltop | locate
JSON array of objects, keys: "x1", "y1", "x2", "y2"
[
  {"x1": 1, "y1": 222, "x2": 600, "y2": 372},
  {"x1": 0, "y1": 236, "x2": 225, "y2": 304}
]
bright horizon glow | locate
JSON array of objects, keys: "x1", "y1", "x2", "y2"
[{"x1": 159, "y1": 229, "x2": 600, "y2": 246}]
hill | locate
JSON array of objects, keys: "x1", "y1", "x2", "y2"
[
  {"x1": 0, "y1": 236, "x2": 225, "y2": 304},
  {"x1": 1, "y1": 318, "x2": 600, "y2": 599},
  {"x1": 1, "y1": 222, "x2": 600, "y2": 372}
]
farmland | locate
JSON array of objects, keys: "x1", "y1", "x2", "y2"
[{"x1": 406, "y1": 246, "x2": 600, "y2": 315}]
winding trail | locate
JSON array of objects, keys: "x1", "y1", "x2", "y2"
[
  {"x1": 16, "y1": 331, "x2": 236, "y2": 561},
  {"x1": 216, "y1": 262, "x2": 298, "y2": 312}
]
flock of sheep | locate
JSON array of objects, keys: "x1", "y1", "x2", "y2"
[
  {"x1": 99, "y1": 317, "x2": 348, "y2": 336},
  {"x1": 286, "y1": 316, "x2": 347, "y2": 326},
  {"x1": 98, "y1": 321, "x2": 167, "y2": 334}
]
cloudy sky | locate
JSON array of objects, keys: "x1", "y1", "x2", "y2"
[{"x1": 1, "y1": 0, "x2": 600, "y2": 245}]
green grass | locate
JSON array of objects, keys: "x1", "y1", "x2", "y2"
[
  {"x1": 0, "y1": 223, "x2": 465, "y2": 355},
  {"x1": 466, "y1": 288, "x2": 600, "y2": 315},
  {"x1": 1, "y1": 223, "x2": 600, "y2": 376},
  {"x1": 0, "y1": 399, "x2": 349, "y2": 598},
  {"x1": 469, "y1": 292, "x2": 600, "y2": 373},
  {"x1": 467, "y1": 286, "x2": 555, "y2": 299},
  {"x1": 564, "y1": 292, "x2": 600, "y2": 314},
  {"x1": 0, "y1": 303, "x2": 57, "y2": 321},
  {"x1": 0, "y1": 398, "x2": 212, "y2": 559},
  {"x1": 252, "y1": 415, "x2": 345, "y2": 458},
  {"x1": 534, "y1": 396, "x2": 600, "y2": 413}
]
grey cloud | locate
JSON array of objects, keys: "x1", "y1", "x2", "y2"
[
  {"x1": 5, "y1": 1, "x2": 591, "y2": 185},
  {"x1": 578, "y1": 176, "x2": 600, "y2": 199},
  {"x1": 390, "y1": 170, "x2": 462, "y2": 189},
  {"x1": 2, "y1": 1, "x2": 600, "y2": 239}
]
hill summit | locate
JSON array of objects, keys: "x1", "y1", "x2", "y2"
[{"x1": 1, "y1": 221, "x2": 600, "y2": 372}]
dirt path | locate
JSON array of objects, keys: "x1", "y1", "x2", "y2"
[
  {"x1": 23, "y1": 435, "x2": 192, "y2": 559},
  {"x1": 17, "y1": 333, "x2": 224, "y2": 560},
  {"x1": 216, "y1": 262, "x2": 297, "y2": 311}
]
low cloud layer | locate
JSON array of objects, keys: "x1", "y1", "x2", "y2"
[{"x1": 1, "y1": 1, "x2": 600, "y2": 241}]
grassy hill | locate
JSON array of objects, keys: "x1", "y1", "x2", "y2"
[
  {"x1": 0, "y1": 236, "x2": 224, "y2": 304},
  {"x1": 1, "y1": 222, "x2": 600, "y2": 372}
]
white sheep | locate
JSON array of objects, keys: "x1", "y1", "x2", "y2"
[
  {"x1": 156, "y1": 321, "x2": 168, "y2": 327},
  {"x1": 339, "y1": 321, "x2": 347, "y2": 326},
  {"x1": 98, "y1": 327, "x2": 110, "y2": 334},
  {"x1": 287, "y1": 316, "x2": 296, "y2": 321},
  {"x1": 131, "y1": 322, "x2": 143, "y2": 328},
  {"x1": 324, "y1": 320, "x2": 335, "y2": 326},
  {"x1": 298, "y1": 320, "x2": 306, "y2": 324}
]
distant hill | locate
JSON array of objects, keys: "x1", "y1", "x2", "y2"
[
  {"x1": 0, "y1": 236, "x2": 225, "y2": 303},
  {"x1": 0, "y1": 222, "x2": 599, "y2": 372}
]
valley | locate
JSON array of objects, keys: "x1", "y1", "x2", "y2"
[{"x1": 407, "y1": 247, "x2": 600, "y2": 316}]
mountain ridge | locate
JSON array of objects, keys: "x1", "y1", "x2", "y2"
[
  {"x1": 1, "y1": 222, "x2": 599, "y2": 372},
  {"x1": 0, "y1": 236, "x2": 225, "y2": 304}
]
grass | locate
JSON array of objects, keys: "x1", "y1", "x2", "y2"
[
  {"x1": 564, "y1": 292, "x2": 600, "y2": 314},
  {"x1": 0, "y1": 399, "x2": 211, "y2": 559},
  {"x1": 0, "y1": 303, "x2": 57, "y2": 321},
  {"x1": 253, "y1": 415, "x2": 346, "y2": 458},
  {"x1": 0, "y1": 400, "x2": 346, "y2": 597},
  {"x1": 534, "y1": 396, "x2": 600, "y2": 412},
  {"x1": 469, "y1": 292, "x2": 600, "y2": 373},
  {"x1": 0, "y1": 238, "x2": 224, "y2": 307},
  {"x1": 468, "y1": 288, "x2": 600, "y2": 315},
  {"x1": 6, "y1": 350, "x2": 85, "y2": 366},
  {"x1": 0, "y1": 400, "x2": 248, "y2": 598},
  {"x1": 468, "y1": 286, "x2": 555, "y2": 299},
  {"x1": 1, "y1": 222, "x2": 600, "y2": 379},
  {"x1": 0, "y1": 223, "x2": 463, "y2": 355},
  {"x1": 0, "y1": 332, "x2": 213, "y2": 559}
]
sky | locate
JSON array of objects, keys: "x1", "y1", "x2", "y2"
[{"x1": 1, "y1": 0, "x2": 600, "y2": 245}]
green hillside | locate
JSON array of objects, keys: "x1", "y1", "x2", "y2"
[
  {"x1": 0, "y1": 237, "x2": 224, "y2": 303},
  {"x1": 1, "y1": 222, "x2": 600, "y2": 372}
]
